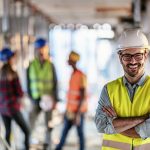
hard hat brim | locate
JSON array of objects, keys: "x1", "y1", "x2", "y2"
[{"x1": 117, "y1": 45, "x2": 150, "y2": 52}]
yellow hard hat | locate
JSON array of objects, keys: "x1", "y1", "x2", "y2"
[{"x1": 69, "y1": 51, "x2": 80, "y2": 62}]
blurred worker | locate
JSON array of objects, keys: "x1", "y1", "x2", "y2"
[
  {"x1": 0, "y1": 48, "x2": 29, "y2": 150},
  {"x1": 27, "y1": 38, "x2": 58, "y2": 145},
  {"x1": 55, "y1": 51, "x2": 87, "y2": 150},
  {"x1": 95, "y1": 28, "x2": 150, "y2": 150}
]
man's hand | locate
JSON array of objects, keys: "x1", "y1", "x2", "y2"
[
  {"x1": 102, "y1": 106, "x2": 148, "y2": 134},
  {"x1": 121, "y1": 128, "x2": 140, "y2": 138},
  {"x1": 102, "y1": 106, "x2": 117, "y2": 118},
  {"x1": 74, "y1": 113, "x2": 81, "y2": 125},
  {"x1": 52, "y1": 101, "x2": 57, "y2": 110}
]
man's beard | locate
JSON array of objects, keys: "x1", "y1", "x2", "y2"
[{"x1": 124, "y1": 63, "x2": 143, "y2": 77}]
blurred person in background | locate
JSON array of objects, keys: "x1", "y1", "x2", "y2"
[
  {"x1": 95, "y1": 28, "x2": 150, "y2": 150},
  {"x1": 0, "y1": 48, "x2": 29, "y2": 150},
  {"x1": 27, "y1": 38, "x2": 58, "y2": 146},
  {"x1": 55, "y1": 51, "x2": 87, "y2": 150}
]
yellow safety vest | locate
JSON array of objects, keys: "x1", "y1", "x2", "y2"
[
  {"x1": 29, "y1": 58, "x2": 54, "y2": 100},
  {"x1": 102, "y1": 76, "x2": 150, "y2": 150}
]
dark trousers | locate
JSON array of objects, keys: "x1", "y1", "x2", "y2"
[
  {"x1": 1, "y1": 111, "x2": 30, "y2": 150},
  {"x1": 30, "y1": 100, "x2": 52, "y2": 130},
  {"x1": 29, "y1": 101, "x2": 52, "y2": 145},
  {"x1": 55, "y1": 114, "x2": 85, "y2": 150}
]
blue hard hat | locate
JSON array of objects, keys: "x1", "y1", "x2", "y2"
[
  {"x1": 34, "y1": 38, "x2": 47, "y2": 49},
  {"x1": 0, "y1": 48, "x2": 15, "y2": 62}
]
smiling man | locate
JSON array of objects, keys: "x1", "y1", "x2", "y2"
[
  {"x1": 119, "y1": 48, "x2": 147, "y2": 82},
  {"x1": 95, "y1": 28, "x2": 150, "y2": 150}
]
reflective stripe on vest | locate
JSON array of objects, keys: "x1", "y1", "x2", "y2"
[
  {"x1": 29, "y1": 58, "x2": 54, "y2": 99},
  {"x1": 67, "y1": 99, "x2": 87, "y2": 105},
  {"x1": 68, "y1": 90, "x2": 81, "y2": 96},
  {"x1": 67, "y1": 99, "x2": 87, "y2": 113},
  {"x1": 102, "y1": 140, "x2": 131, "y2": 150},
  {"x1": 67, "y1": 90, "x2": 86, "y2": 111},
  {"x1": 134, "y1": 143, "x2": 150, "y2": 150},
  {"x1": 67, "y1": 70, "x2": 87, "y2": 113},
  {"x1": 102, "y1": 76, "x2": 150, "y2": 149}
]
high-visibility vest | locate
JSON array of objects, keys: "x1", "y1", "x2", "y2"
[
  {"x1": 29, "y1": 58, "x2": 54, "y2": 100},
  {"x1": 67, "y1": 69, "x2": 87, "y2": 113},
  {"x1": 102, "y1": 76, "x2": 150, "y2": 150}
]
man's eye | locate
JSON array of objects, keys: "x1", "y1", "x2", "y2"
[
  {"x1": 135, "y1": 54, "x2": 142, "y2": 57},
  {"x1": 123, "y1": 55, "x2": 131, "y2": 58}
]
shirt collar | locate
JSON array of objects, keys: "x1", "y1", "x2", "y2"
[{"x1": 123, "y1": 73, "x2": 147, "y2": 87}]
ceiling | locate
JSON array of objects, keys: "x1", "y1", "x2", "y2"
[{"x1": 30, "y1": 0, "x2": 133, "y2": 26}]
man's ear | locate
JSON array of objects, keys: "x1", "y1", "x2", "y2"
[
  {"x1": 118, "y1": 54, "x2": 123, "y2": 64},
  {"x1": 144, "y1": 51, "x2": 149, "y2": 60}
]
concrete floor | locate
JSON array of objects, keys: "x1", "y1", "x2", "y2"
[
  {"x1": 52, "y1": 117, "x2": 102, "y2": 150},
  {"x1": 0, "y1": 98, "x2": 103, "y2": 150},
  {"x1": 30, "y1": 111, "x2": 102, "y2": 150}
]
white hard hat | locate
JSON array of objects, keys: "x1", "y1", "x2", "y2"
[
  {"x1": 39, "y1": 95, "x2": 54, "y2": 112},
  {"x1": 117, "y1": 28, "x2": 150, "y2": 52}
]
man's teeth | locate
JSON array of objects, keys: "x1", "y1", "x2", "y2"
[{"x1": 128, "y1": 65, "x2": 138, "y2": 69}]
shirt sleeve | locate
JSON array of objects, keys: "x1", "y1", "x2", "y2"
[
  {"x1": 51, "y1": 63, "x2": 59, "y2": 102},
  {"x1": 135, "y1": 116, "x2": 150, "y2": 139},
  {"x1": 95, "y1": 85, "x2": 116, "y2": 134},
  {"x1": 26, "y1": 64, "x2": 32, "y2": 97}
]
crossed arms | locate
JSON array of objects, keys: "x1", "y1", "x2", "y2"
[
  {"x1": 95, "y1": 85, "x2": 150, "y2": 139},
  {"x1": 102, "y1": 106, "x2": 148, "y2": 138}
]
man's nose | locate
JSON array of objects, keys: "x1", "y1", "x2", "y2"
[{"x1": 129, "y1": 56, "x2": 137, "y2": 63}]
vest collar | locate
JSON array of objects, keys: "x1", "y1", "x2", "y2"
[{"x1": 123, "y1": 73, "x2": 147, "y2": 87}]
